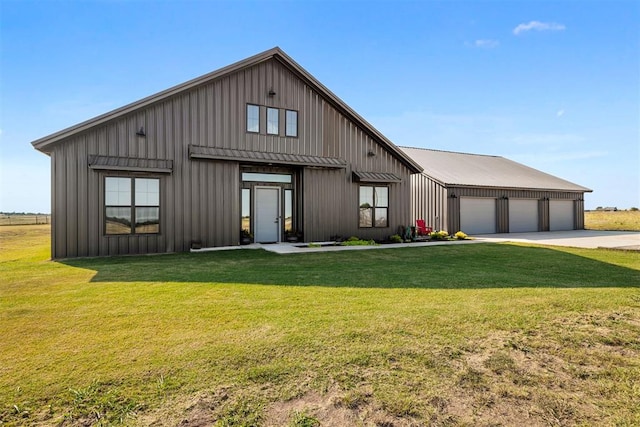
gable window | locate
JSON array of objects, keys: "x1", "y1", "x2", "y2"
[
  {"x1": 285, "y1": 110, "x2": 298, "y2": 137},
  {"x1": 105, "y1": 177, "x2": 160, "y2": 235},
  {"x1": 267, "y1": 107, "x2": 279, "y2": 135},
  {"x1": 359, "y1": 185, "x2": 388, "y2": 227},
  {"x1": 247, "y1": 104, "x2": 260, "y2": 133}
]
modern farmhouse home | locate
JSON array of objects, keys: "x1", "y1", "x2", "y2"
[
  {"x1": 401, "y1": 147, "x2": 592, "y2": 235},
  {"x1": 32, "y1": 47, "x2": 423, "y2": 258}
]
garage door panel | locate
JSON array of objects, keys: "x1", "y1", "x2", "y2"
[
  {"x1": 550, "y1": 200, "x2": 574, "y2": 231},
  {"x1": 509, "y1": 199, "x2": 538, "y2": 233},
  {"x1": 460, "y1": 198, "x2": 496, "y2": 235}
]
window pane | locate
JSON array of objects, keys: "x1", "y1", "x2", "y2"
[
  {"x1": 247, "y1": 104, "x2": 259, "y2": 132},
  {"x1": 105, "y1": 177, "x2": 131, "y2": 206},
  {"x1": 359, "y1": 186, "x2": 373, "y2": 208},
  {"x1": 135, "y1": 207, "x2": 159, "y2": 233},
  {"x1": 285, "y1": 110, "x2": 298, "y2": 137},
  {"x1": 284, "y1": 189, "x2": 292, "y2": 232},
  {"x1": 375, "y1": 186, "x2": 388, "y2": 208},
  {"x1": 242, "y1": 188, "x2": 250, "y2": 231},
  {"x1": 359, "y1": 208, "x2": 373, "y2": 227},
  {"x1": 106, "y1": 207, "x2": 132, "y2": 234},
  {"x1": 267, "y1": 108, "x2": 279, "y2": 135},
  {"x1": 375, "y1": 208, "x2": 388, "y2": 227},
  {"x1": 135, "y1": 178, "x2": 159, "y2": 206},
  {"x1": 242, "y1": 172, "x2": 292, "y2": 183}
]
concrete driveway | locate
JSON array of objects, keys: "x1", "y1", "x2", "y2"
[{"x1": 475, "y1": 230, "x2": 640, "y2": 250}]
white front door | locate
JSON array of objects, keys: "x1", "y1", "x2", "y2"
[{"x1": 254, "y1": 186, "x2": 280, "y2": 243}]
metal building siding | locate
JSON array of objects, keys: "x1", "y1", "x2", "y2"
[
  {"x1": 45, "y1": 56, "x2": 415, "y2": 258},
  {"x1": 408, "y1": 174, "x2": 587, "y2": 236},
  {"x1": 449, "y1": 187, "x2": 585, "y2": 233},
  {"x1": 410, "y1": 173, "x2": 448, "y2": 232}
]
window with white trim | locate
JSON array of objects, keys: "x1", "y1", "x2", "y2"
[
  {"x1": 105, "y1": 177, "x2": 160, "y2": 235},
  {"x1": 359, "y1": 185, "x2": 388, "y2": 227}
]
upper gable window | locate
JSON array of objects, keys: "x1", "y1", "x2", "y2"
[
  {"x1": 247, "y1": 104, "x2": 260, "y2": 133},
  {"x1": 267, "y1": 108, "x2": 279, "y2": 135},
  {"x1": 285, "y1": 110, "x2": 298, "y2": 137}
]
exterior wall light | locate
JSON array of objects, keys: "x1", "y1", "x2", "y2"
[{"x1": 136, "y1": 126, "x2": 146, "y2": 137}]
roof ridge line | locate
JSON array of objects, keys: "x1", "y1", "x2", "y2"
[{"x1": 400, "y1": 146, "x2": 502, "y2": 158}]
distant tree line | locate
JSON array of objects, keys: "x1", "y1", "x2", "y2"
[
  {"x1": 0, "y1": 212, "x2": 51, "y2": 216},
  {"x1": 591, "y1": 207, "x2": 638, "y2": 211}
]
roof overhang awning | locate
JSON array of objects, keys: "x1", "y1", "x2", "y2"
[
  {"x1": 88, "y1": 155, "x2": 173, "y2": 173},
  {"x1": 189, "y1": 145, "x2": 347, "y2": 169},
  {"x1": 352, "y1": 171, "x2": 402, "y2": 183}
]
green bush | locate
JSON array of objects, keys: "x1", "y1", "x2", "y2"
[
  {"x1": 390, "y1": 234, "x2": 403, "y2": 243},
  {"x1": 342, "y1": 238, "x2": 378, "y2": 246}
]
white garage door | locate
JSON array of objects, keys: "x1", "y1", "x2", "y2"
[
  {"x1": 460, "y1": 198, "x2": 496, "y2": 234},
  {"x1": 509, "y1": 199, "x2": 539, "y2": 233},
  {"x1": 550, "y1": 200, "x2": 574, "y2": 231}
]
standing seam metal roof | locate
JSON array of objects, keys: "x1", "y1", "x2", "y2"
[{"x1": 400, "y1": 147, "x2": 592, "y2": 192}]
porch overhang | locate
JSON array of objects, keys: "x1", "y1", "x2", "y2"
[
  {"x1": 88, "y1": 155, "x2": 173, "y2": 173},
  {"x1": 352, "y1": 171, "x2": 402, "y2": 183},
  {"x1": 189, "y1": 145, "x2": 347, "y2": 169}
]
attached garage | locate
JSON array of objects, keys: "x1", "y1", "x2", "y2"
[
  {"x1": 402, "y1": 147, "x2": 592, "y2": 235},
  {"x1": 460, "y1": 198, "x2": 496, "y2": 234},
  {"x1": 549, "y1": 200, "x2": 574, "y2": 231},
  {"x1": 509, "y1": 199, "x2": 539, "y2": 233}
]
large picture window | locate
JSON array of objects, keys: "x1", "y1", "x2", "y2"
[
  {"x1": 105, "y1": 177, "x2": 160, "y2": 235},
  {"x1": 359, "y1": 185, "x2": 388, "y2": 227}
]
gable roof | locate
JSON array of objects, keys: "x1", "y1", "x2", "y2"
[
  {"x1": 401, "y1": 147, "x2": 592, "y2": 192},
  {"x1": 31, "y1": 47, "x2": 422, "y2": 173}
]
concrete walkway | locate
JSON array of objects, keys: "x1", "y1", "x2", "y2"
[
  {"x1": 192, "y1": 238, "x2": 483, "y2": 255},
  {"x1": 191, "y1": 230, "x2": 639, "y2": 255},
  {"x1": 475, "y1": 230, "x2": 640, "y2": 250}
]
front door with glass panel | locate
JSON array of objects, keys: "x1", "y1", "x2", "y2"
[{"x1": 254, "y1": 186, "x2": 280, "y2": 243}]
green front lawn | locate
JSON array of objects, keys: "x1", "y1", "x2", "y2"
[{"x1": 1, "y1": 225, "x2": 639, "y2": 426}]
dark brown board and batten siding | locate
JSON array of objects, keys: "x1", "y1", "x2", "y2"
[{"x1": 39, "y1": 50, "x2": 419, "y2": 258}]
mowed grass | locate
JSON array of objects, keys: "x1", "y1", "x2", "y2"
[
  {"x1": 1, "y1": 226, "x2": 639, "y2": 426},
  {"x1": 585, "y1": 209, "x2": 640, "y2": 231}
]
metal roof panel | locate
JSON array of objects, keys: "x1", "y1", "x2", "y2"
[{"x1": 401, "y1": 147, "x2": 591, "y2": 192}]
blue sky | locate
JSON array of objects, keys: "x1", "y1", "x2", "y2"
[{"x1": 1, "y1": 0, "x2": 638, "y2": 212}]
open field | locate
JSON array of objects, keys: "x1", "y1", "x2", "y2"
[
  {"x1": 585, "y1": 210, "x2": 640, "y2": 231},
  {"x1": 1, "y1": 225, "x2": 639, "y2": 426},
  {"x1": 0, "y1": 214, "x2": 50, "y2": 226}
]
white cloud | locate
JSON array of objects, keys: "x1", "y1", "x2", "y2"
[
  {"x1": 556, "y1": 109, "x2": 565, "y2": 117},
  {"x1": 474, "y1": 39, "x2": 499, "y2": 48},
  {"x1": 513, "y1": 21, "x2": 566, "y2": 35}
]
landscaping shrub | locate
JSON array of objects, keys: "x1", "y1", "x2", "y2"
[
  {"x1": 454, "y1": 231, "x2": 468, "y2": 240},
  {"x1": 429, "y1": 230, "x2": 450, "y2": 240}
]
